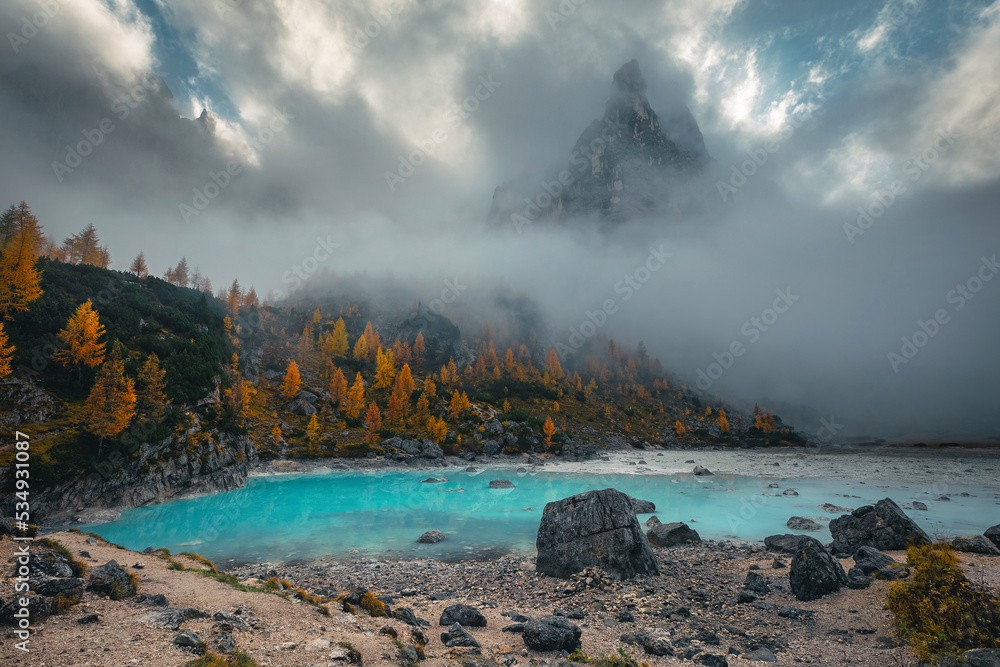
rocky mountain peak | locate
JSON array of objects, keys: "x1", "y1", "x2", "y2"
[{"x1": 488, "y1": 60, "x2": 709, "y2": 230}]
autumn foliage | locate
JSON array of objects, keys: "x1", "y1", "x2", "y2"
[
  {"x1": 84, "y1": 343, "x2": 136, "y2": 447},
  {"x1": 53, "y1": 300, "x2": 106, "y2": 380},
  {"x1": 282, "y1": 360, "x2": 301, "y2": 400}
]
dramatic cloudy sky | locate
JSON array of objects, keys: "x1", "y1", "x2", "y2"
[{"x1": 2, "y1": 0, "x2": 999, "y2": 439}]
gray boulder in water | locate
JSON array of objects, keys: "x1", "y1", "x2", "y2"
[
  {"x1": 535, "y1": 488, "x2": 659, "y2": 580},
  {"x1": 828, "y1": 498, "x2": 929, "y2": 556},
  {"x1": 624, "y1": 494, "x2": 655, "y2": 513},
  {"x1": 417, "y1": 530, "x2": 446, "y2": 544},
  {"x1": 787, "y1": 517, "x2": 822, "y2": 532}
]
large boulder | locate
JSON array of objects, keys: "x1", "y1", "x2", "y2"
[
  {"x1": 439, "y1": 604, "x2": 486, "y2": 627},
  {"x1": 786, "y1": 517, "x2": 821, "y2": 532},
  {"x1": 535, "y1": 488, "x2": 659, "y2": 580},
  {"x1": 985, "y1": 525, "x2": 1000, "y2": 550},
  {"x1": 789, "y1": 536, "x2": 848, "y2": 601},
  {"x1": 0, "y1": 594, "x2": 51, "y2": 625},
  {"x1": 86, "y1": 560, "x2": 136, "y2": 598},
  {"x1": 764, "y1": 534, "x2": 811, "y2": 554},
  {"x1": 522, "y1": 616, "x2": 582, "y2": 652},
  {"x1": 950, "y1": 535, "x2": 1000, "y2": 556},
  {"x1": 646, "y1": 522, "x2": 701, "y2": 547},
  {"x1": 829, "y1": 498, "x2": 929, "y2": 556},
  {"x1": 960, "y1": 649, "x2": 1000, "y2": 667},
  {"x1": 441, "y1": 622, "x2": 480, "y2": 648},
  {"x1": 34, "y1": 576, "x2": 85, "y2": 603}
]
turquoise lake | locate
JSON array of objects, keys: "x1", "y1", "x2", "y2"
[{"x1": 77, "y1": 467, "x2": 1000, "y2": 565}]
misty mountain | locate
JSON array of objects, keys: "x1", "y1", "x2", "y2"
[{"x1": 487, "y1": 60, "x2": 710, "y2": 231}]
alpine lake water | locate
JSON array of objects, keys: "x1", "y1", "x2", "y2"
[{"x1": 76, "y1": 465, "x2": 1000, "y2": 566}]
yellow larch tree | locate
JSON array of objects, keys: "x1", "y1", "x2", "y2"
[
  {"x1": 717, "y1": 408, "x2": 730, "y2": 434},
  {"x1": 53, "y1": 300, "x2": 105, "y2": 381},
  {"x1": 363, "y1": 401, "x2": 382, "y2": 445},
  {"x1": 412, "y1": 332, "x2": 426, "y2": 362},
  {"x1": 345, "y1": 372, "x2": 365, "y2": 419},
  {"x1": 329, "y1": 365, "x2": 348, "y2": 408},
  {"x1": 414, "y1": 392, "x2": 430, "y2": 427},
  {"x1": 329, "y1": 317, "x2": 349, "y2": 358},
  {"x1": 543, "y1": 415, "x2": 556, "y2": 447},
  {"x1": 545, "y1": 349, "x2": 563, "y2": 381},
  {"x1": 282, "y1": 360, "x2": 301, "y2": 400},
  {"x1": 352, "y1": 334, "x2": 369, "y2": 362},
  {"x1": 426, "y1": 416, "x2": 447, "y2": 443},
  {"x1": 306, "y1": 412, "x2": 320, "y2": 448},
  {"x1": 0, "y1": 202, "x2": 45, "y2": 321},
  {"x1": 362, "y1": 321, "x2": 379, "y2": 358},
  {"x1": 386, "y1": 363, "x2": 414, "y2": 424},
  {"x1": 374, "y1": 347, "x2": 396, "y2": 389},
  {"x1": 312, "y1": 307, "x2": 322, "y2": 324},
  {"x1": 85, "y1": 342, "x2": 136, "y2": 453},
  {"x1": 675, "y1": 420, "x2": 686, "y2": 436},
  {"x1": 0, "y1": 322, "x2": 14, "y2": 378},
  {"x1": 448, "y1": 390, "x2": 471, "y2": 421}
]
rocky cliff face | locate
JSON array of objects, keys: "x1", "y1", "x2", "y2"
[
  {"x1": 488, "y1": 59, "x2": 709, "y2": 230},
  {"x1": 17, "y1": 421, "x2": 258, "y2": 526}
]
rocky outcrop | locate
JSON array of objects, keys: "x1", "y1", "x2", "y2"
[
  {"x1": 786, "y1": 517, "x2": 821, "y2": 532},
  {"x1": 487, "y1": 60, "x2": 709, "y2": 230},
  {"x1": 647, "y1": 522, "x2": 701, "y2": 547},
  {"x1": 382, "y1": 437, "x2": 445, "y2": 461},
  {"x1": 789, "y1": 537, "x2": 847, "y2": 601},
  {"x1": 441, "y1": 622, "x2": 480, "y2": 648},
  {"x1": 21, "y1": 421, "x2": 257, "y2": 524},
  {"x1": 0, "y1": 376, "x2": 58, "y2": 427},
  {"x1": 535, "y1": 488, "x2": 659, "y2": 580},
  {"x1": 522, "y1": 616, "x2": 582, "y2": 652},
  {"x1": 828, "y1": 498, "x2": 929, "y2": 556}
]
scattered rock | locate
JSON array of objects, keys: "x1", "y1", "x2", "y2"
[
  {"x1": 764, "y1": 534, "x2": 811, "y2": 554},
  {"x1": 441, "y1": 622, "x2": 481, "y2": 648},
  {"x1": 744, "y1": 571, "x2": 770, "y2": 594},
  {"x1": 139, "y1": 607, "x2": 210, "y2": 631},
  {"x1": 393, "y1": 607, "x2": 429, "y2": 627},
  {"x1": 86, "y1": 560, "x2": 136, "y2": 598},
  {"x1": 216, "y1": 631, "x2": 236, "y2": 653},
  {"x1": 636, "y1": 628, "x2": 673, "y2": 656},
  {"x1": 172, "y1": 630, "x2": 202, "y2": 650},
  {"x1": 489, "y1": 479, "x2": 515, "y2": 489},
  {"x1": 647, "y1": 522, "x2": 701, "y2": 548},
  {"x1": 417, "y1": 530, "x2": 446, "y2": 544},
  {"x1": 305, "y1": 637, "x2": 332, "y2": 651},
  {"x1": 950, "y1": 535, "x2": 1000, "y2": 555},
  {"x1": 0, "y1": 595, "x2": 51, "y2": 625},
  {"x1": 777, "y1": 606, "x2": 813, "y2": 620},
  {"x1": 911, "y1": 501, "x2": 928, "y2": 511},
  {"x1": 440, "y1": 604, "x2": 487, "y2": 627},
  {"x1": 34, "y1": 576, "x2": 84, "y2": 602},
  {"x1": 136, "y1": 593, "x2": 169, "y2": 607},
  {"x1": 789, "y1": 536, "x2": 848, "y2": 601},
  {"x1": 693, "y1": 465, "x2": 713, "y2": 476},
  {"x1": 737, "y1": 590, "x2": 757, "y2": 604},
  {"x1": 522, "y1": 616, "x2": 582, "y2": 652},
  {"x1": 212, "y1": 609, "x2": 253, "y2": 632},
  {"x1": 625, "y1": 495, "x2": 655, "y2": 513},
  {"x1": 852, "y1": 546, "x2": 896, "y2": 574},
  {"x1": 786, "y1": 517, "x2": 821, "y2": 531},
  {"x1": 420, "y1": 478, "x2": 447, "y2": 484},
  {"x1": 743, "y1": 647, "x2": 777, "y2": 662},
  {"x1": 828, "y1": 498, "x2": 929, "y2": 556},
  {"x1": 77, "y1": 613, "x2": 100, "y2": 624},
  {"x1": 960, "y1": 649, "x2": 1000, "y2": 667},
  {"x1": 645, "y1": 516, "x2": 661, "y2": 528},
  {"x1": 535, "y1": 488, "x2": 659, "y2": 580},
  {"x1": 845, "y1": 568, "x2": 873, "y2": 590},
  {"x1": 782, "y1": 489, "x2": 799, "y2": 496},
  {"x1": 772, "y1": 559, "x2": 786, "y2": 569},
  {"x1": 617, "y1": 610, "x2": 634, "y2": 623},
  {"x1": 820, "y1": 504, "x2": 852, "y2": 513}
]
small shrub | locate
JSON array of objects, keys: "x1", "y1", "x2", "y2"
[
  {"x1": 342, "y1": 601, "x2": 357, "y2": 615},
  {"x1": 186, "y1": 650, "x2": 261, "y2": 667},
  {"x1": 37, "y1": 537, "x2": 88, "y2": 577},
  {"x1": 180, "y1": 552, "x2": 219, "y2": 574},
  {"x1": 264, "y1": 577, "x2": 279, "y2": 591},
  {"x1": 51, "y1": 594, "x2": 77, "y2": 614},
  {"x1": 568, "y1": 649, "x2": 649, "y2": 667},
  {"x1": 359, "y1": 592, "x2": 387, "y2": 617},
  {"x1": 886, "y1": 543, "x2": 1000, "y2": 662}
]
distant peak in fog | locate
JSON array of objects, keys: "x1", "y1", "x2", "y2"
[{"x1": 488, "y1": 60, "x2": 710, "y2": 231}]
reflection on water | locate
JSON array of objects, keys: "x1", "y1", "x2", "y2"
[{"x1": 77, "y1": 467, "x2": 1000, "y2": 564}]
